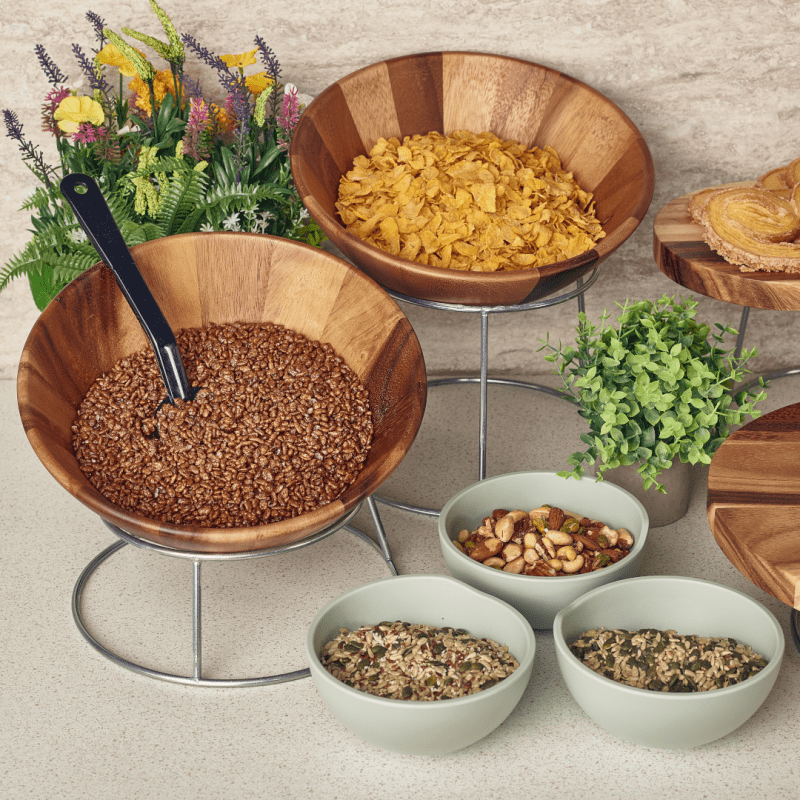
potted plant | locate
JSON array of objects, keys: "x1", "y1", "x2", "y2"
[
  {"x1": 1, "y1": 1, "x2": 325, "y2": 311},
  {"x1": 538, "y1": 295, "x2": 767, "y2": 523}
]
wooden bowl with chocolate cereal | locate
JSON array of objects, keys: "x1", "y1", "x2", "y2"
[
  {"x1": 290, "y1": 51, "x2": 654, "y2": 306},
  {"x1": 17, "y1": 232, "x2": 427, "y2": 553}
]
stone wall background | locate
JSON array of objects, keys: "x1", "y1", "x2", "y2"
[{"x1": 2, "y1": 0, "x2": 799, "y2": 379}]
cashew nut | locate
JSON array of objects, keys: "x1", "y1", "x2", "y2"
[
  {"x1": 458, "y1": 528, "x2": 470, "y2": 543},
  {"x1": 483, "y1": 556, "x2": 505, "y2": 570},
  {"x1": 561, "y1": 554, "x2": 585, "y2": 574},
  {"x1": 523, "y1": 532, "x2": 538, "y2": 550},
  {"x1": 541, "y1": 536, "x2": 556, "y2": 559},
  {"x1": 547, "y1": 558, "x2": 563, "y2": 572},
  {"x1": 506, "y1": 509, "x2": 528, "y2": 523},
  {"x1": 600, "y1": 525, "x2": 618, "y2": 546},
  {"x1": 556, "y1": 545, "x2": 577, "y2": 562}
]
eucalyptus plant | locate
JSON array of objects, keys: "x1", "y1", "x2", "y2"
[{"x1": 539, "y1": 295, "x2": 768, "y2": 493}]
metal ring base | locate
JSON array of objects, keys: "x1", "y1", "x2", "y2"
[{"x1": 72, "y1": 498, "x2": 397, "y2": 687}]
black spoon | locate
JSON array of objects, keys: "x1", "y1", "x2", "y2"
[{"x1": 60, "y1": 172, "x2": 200, "y2": 411}]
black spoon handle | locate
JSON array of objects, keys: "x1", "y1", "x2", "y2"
[{"x1": 60, "y1": 172, "x2": 193, "y2": 404}]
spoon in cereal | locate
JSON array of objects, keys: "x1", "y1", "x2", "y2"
[{"x1": 60, "y1": 172, "x2": 201, "y2": 410}]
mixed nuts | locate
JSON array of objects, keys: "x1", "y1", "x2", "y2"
[{"x1": 452, "y1": 504, "x2": 634, "y2": 576}]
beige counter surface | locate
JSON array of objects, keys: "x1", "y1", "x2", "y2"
[{"x1": 2, "y1": 372, "x2": 799, "y2": 800}]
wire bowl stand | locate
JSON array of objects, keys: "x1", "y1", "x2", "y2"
[
  {"x1": 72, "y1": 496, "x2": 397, "y2": 687},
  {"x1": 374, "y1": 272, "x2": 597, "y2": 516}
]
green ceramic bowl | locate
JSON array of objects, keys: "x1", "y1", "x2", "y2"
[
  {"x1": 553, "y1": 575, "x2": 785, "y2": 749},
  {"x1": 306, "y1": 574, "x2": 536, "y2": 755},
  {"x1": 438, "y1": 471, "x2": 649, "y2": 629}
]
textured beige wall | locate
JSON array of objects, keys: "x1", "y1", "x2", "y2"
[{"x1": 2, "y1": 0, "x2": 799, "y2": 380}]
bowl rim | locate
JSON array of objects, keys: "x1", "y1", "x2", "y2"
[
  {"x1": 551, "y1": 574, "x2": 786, "y2": 701},
  {"x1": 437, "y1": 470, "x2": 649, "y2": 583},
  {"x1": 290, "y1": 50, "x2": 655, "y2": 305},
  {"x1": 305, "y1": 573, "x2": 536, "y2": 709}
]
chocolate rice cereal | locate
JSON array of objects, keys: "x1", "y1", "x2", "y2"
[{"x1": 71, "y1": 322, "x2": 373, "y2": 527}]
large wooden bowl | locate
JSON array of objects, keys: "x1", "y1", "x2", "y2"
[
  {"x1": 290, "y1": 51, "x2": 654, "y2": 307},
  {"x1": 17, "y1": 232, "x2": 427, "y2": 553}
]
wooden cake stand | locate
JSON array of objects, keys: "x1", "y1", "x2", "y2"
[
  {"x1": 656, "y1": 189, "x2": 800, "y2": 651},
  {"x1": 654, "y1": 183, "x2": 800, "y2": 312},
  {"x1": 707, "y1": 403, "x2": 800, "y2": 652}
]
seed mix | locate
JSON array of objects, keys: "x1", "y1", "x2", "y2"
[
  {"x1": 569, "y1": 628, "x2": 768, "y2": 692},
  {"x1": 72, "y1": 322, "x2": 373, "y2": 527},
  {"x1": 321, "y1": 621, "x2": 520, "y2": 700}
]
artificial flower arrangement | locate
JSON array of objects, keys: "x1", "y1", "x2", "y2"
[{"x1": 1, "y1": 0, "x2": 324, "y2": 310}]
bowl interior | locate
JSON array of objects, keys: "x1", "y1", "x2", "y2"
[
  {"x1": 291, "y1": 51, "x2": 654, "y2": 305},
  {"x1": 17, "y1": 232, "x2": 427, "y2": 552}
]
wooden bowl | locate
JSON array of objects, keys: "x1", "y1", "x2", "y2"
[
  {"x1": 17, "y1": 232, "x2": 427, "y2": 553},
  {"x1": 290, "y1": 51, "x2": 654, "y2": 307}
]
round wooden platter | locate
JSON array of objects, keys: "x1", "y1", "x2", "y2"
[
  {"x1": 654, "y1": 183, "x2": 800, "y2": 311},
  {"x1": 707, "y1": 402, "x2": 800, "y2": 610}
]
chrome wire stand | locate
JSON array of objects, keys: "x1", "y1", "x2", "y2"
[
  {"x1": 72, "y1": 496, "x2": 397, "y2": 687},
  {"x1": 375, "y1": 272, "x2": 597, "y2": 516}
]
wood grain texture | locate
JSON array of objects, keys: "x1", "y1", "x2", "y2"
[
  {"x1": 707, "y1": 402, "x2": 800, "y2": 609},
  {"x1": 290, "y1": 51, "x2": 654, "y2": 307},
  {"x1": 654, "y1": 185, "x2": 800, "y2": 310},
  {"x1": 17, "y1": 232, "x2": 427, "y2": 553}
]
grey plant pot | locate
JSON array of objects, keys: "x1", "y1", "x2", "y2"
[{"x1": 591, "y1": 459, "x2": 692, "y2": 528}]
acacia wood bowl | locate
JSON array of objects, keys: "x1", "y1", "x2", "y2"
[
  {"x1": 17, "y1": 232, "x2": 427, "y2": 553},
  {"x1": 290, "y1": 51, "x2": 654, "y2": 307}
]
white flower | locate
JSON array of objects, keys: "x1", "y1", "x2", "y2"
[
  {"x1": 70, "y1": 228, "x2": 88, "y2": 243},
  {"x1": 222, "y1": 212, "x2": 241, "y2": 231},
  {"x1": 296, "y1": 207, "x2": 309, "y2": 222},
  {"x1": 283, "y1": 82, "x2": 297, "y2": 96},
  {"x1": 257, "y1": 210, "x2": 274, "y2": 223},
  {"x1": 199, "y1": 223, "x2": 215, "y2": 232},
  {"x1": 117, "y1": 125, "x2": 132, "y2": 136}
]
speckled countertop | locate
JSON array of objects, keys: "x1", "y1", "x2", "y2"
[
  {"x1": 3, "y1": 0, "x2": 800, "y2": 796},
  {"x1": 3, "y1": 369, "x2": 799, "y2": 799}
]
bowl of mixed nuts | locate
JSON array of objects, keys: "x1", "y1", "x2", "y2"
[
  {"x1": 438, "y1": 471, "x2": 649, "y2": 629},
  {"x1": 552, "y1": 575, "x2": 785, "y2": 749},
  {"x1": 305, "y1": 574, "x2": 536, "y2": 755}
]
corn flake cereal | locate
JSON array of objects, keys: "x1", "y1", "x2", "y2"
[{"x1": 336, "y1": 130, "x2": 605, "y2": 273}]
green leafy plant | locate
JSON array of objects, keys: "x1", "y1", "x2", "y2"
[
  {"x1": 2, "y1": 1, "x2": 324, "y2": 311},
  {"x1": 539, "y1": 295, "x2": 768, "y2": 493}
]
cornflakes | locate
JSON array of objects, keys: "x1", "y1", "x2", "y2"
[{"x1": 336, "y1": 130, "x2": 605, "y2": 272}]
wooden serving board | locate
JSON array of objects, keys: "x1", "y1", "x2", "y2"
[
  {"x1": 707, "y1": 402, "x2": 800, "y2": 610},
  {"x1": 654, "y1": 183, "x2": 800, "y2": 311}
]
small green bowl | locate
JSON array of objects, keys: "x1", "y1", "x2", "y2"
[
  {"x1": 553, "y1": 575, "x2": 785, "y2": 749},
  {"x1": 306, "y1": 574, "x2": 535, "y2": 755},
  {"x1": 438, "y1": 471, "x2": 649, "y2": 629}
]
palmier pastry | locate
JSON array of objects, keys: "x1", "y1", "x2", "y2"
[{"x1": 698, "y1": 186, "x2": 800, "y2": 272}]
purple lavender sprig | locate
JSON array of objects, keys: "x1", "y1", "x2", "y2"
[
  {"x1": 180, "y1": 33, "x2": 240, "y2": 96},
  {"x1": 71, "y1": 43, "x2": 112, "y2": 95},
  {"x1": 34, "y1": 44, "x2": 68, "y2": 86},
  {"x1": 3, "y1": 110, "x2": 57, "y2": 188},
  {"x1": 85, "y1": 11, "x2": 106, "y2": 51},
  {"x1": 254, "y1": 36, "x2": 281, "y2": 83}
]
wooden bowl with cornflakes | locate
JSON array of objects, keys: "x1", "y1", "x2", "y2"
[
  {"x1": 17, "y1": 232, "x2": 427, "y2": 553},
  {"x1": 290, "y1": 52, "x2": 654, "y2": 307}
]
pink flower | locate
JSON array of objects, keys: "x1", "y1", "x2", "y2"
[
  {"x1": 277, "y1": 84, "x2": 299, "y2": 136},
  {"x1": 73, "y1": 123, "x2": 100, "y2": 144},
  {"x1": 182, "y1": 97, "x2": 214, "y2": 160}
]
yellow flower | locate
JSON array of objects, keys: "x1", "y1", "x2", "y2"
[
  {"x1": 95, "y1": 42, "x2": 146, "y2": 77},
  {"x1": 53, "y1": 96, "x2": 105, "y2": 133},
  {"x1": 245, "y1": 71, "x2": 274, "y2": 96},
  {"x1": 220, "y1": 49, "x2": 258, "y2": 68},
  {"x1": 210, "y1": 103, "x2": 235, "y2": 133},
  {"x1": 128, "y1": 69, "x2": 178, "y2": 116}
]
